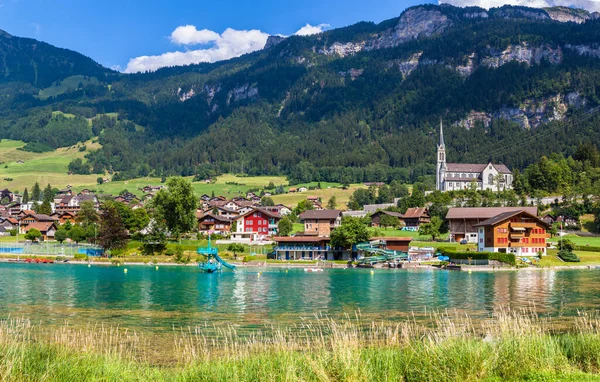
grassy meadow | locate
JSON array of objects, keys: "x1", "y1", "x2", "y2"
[{"x1": 2, "y1": 310, "x2": 600, "y2": 380}]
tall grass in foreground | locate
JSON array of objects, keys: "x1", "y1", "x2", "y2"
[{"x1": 2, "y1": 310, "x2": 600, "y2": 380}]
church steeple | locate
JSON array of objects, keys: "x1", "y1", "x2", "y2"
[{"x1": 436, "y1": 119, "x2": 447, "y2": 191}]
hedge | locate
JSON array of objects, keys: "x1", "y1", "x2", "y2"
[
  {"x1": 438, "y1": 249, "x2": 516, "y2": 266},
  {"x1": 574, "y1": 245, "x2": 600, "y2": 253},
  {"x1": 558, "y1": 250, "x2": 580, "y2": 262}
]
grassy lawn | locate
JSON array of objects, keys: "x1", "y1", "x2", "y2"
[
  {"x1": 37, "y1": 75, "x2": 99, "y2": 100},
  {"x1": 539, "y1": 249, "x2": 600, "y2": 267},
  {"x1": 548, "y1": 234, "x2": 600, "y2": 247},
  {"x1": 0, "y1": 139, "x2": 101, "y2": 191},
  {"x1": 271, "y1": 183, "x2": 360, "y2": 209}
]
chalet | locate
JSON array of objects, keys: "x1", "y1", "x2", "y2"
[
  {"x1": 446, "y1": 207, "x2": 538, "y2": 243},
  {"x1": 246, "y1": 192, "x2": 258, "y2": 199},
  {"x1": 51, "y1": 211, "x2": 76, "y2": 225},
  {"x1": 541, "y1": 214, "x2": 555, "y2": 225},
  {"x1": 263, "y1": 192, "x2": 272, "y2": 197},
  {"x1": 262, "y1": 204, "x2": 292, "y2": 216},
  {"x1": 363, "y1": 199, "x2": 400, "y2": 213},
  {"x1": 56, "y1": 189, "x2": 73, "y2": 197},
  {"x1": 55, "y1": 194, "x2": 99, "y2": 213},
  {"x1": 370, "y1": 211, "x2": 404, "y2": 227},
  {"x1": 369, "y1": 237, "x2": 413, "y2": 252},
  {"x1": 231, "y1": 196, "x2": 247, "y2": 202},
  {"x1": 141, "y1": 185, "x2": 164, "y2": 193},
  {"x1": 555, "y1": 215, "x2": 579, "y2": 228},
  {"x1": 230, "y1": 208, "x2": 281, "y2": 241},
  {"x1": 23, "y1": 222, "x2": 57, "y2": 241},
  {"x1": 306, "y1": 197, "x2": 323, "y2": 210},
  {"x1": 0, "y1": 217, "x2": 18, "y2": 235},
  {"x1": 0, "y1": 205, "x2": 8, "y2": 218},
  {"x1": 200, "y1": 194, "x2": 211, "y2": 202},
  {"x1": 206, "y1": 206, "x2": 239, "y2": 219},
  {"x1": 78, "y1": 189, "x2": 93, "y2": 196},
  {"x1": 7, "y1": 202, "x2": 22, "y2": 216},
  {"x1": 142, "y1": 193, "x2": 155, "y2": 202},
  {"x1": 475, "y1": 210, "x2": 549, "y2": 256},
  {"x1": 16, "y1": 160, "x2": 24, "y2": 164},
  {"x1": 299, "y1": 210, "x2": 342, "y2": 237},
  {"x1": 208, "y1": 198, "x2": 228, "y2": 208},
  {"x1": 197, "y1": 214, "x2": 232, "y2": 234},
  {"x1": 288, "y1": 188, "x2": 298, "y2": 193},
  {"x1": 19, "y1": 213, "x2": 59, "y2": 226},
  {"x1": 402, "y1": 208, "x2": 430, "y2": 228}
]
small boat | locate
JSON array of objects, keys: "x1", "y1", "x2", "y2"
[{"x1": 304, "y1": 268, "x2": 324, "y2": 272}]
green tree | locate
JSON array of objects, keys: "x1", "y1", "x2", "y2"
[
  {"x1": 419, "y1": 216, "x2": 443, "y2": 241},
  {"x1": 557, "y1": 238, "x2": 575, "y2": 252},
  {"x1": 127, "y1": 208, "x2": 150, "y2": 232},
  {"x1": 39, "y1": 200, "x2": 52, "y2": 215},
  {"x1": 22, "y1": 188, "x2": 29, "y2": 204},
  {"x1": 379, "y1": 214, "x2": 399, "y2": 229},
  {"x1": 143, "y1": 220, "x2": 168, "y2": 255},
  {"x1": 77, "y1": 201, "x2": 99, "y2": 228},
  {"x1": 54, "y1": 229, "x2": 68, "y2": 243},
  {"x1": 293, "y1": 199, "x2": 315, "y2": 215},
  {"x1": 31, "y1": 182, "x2": 41, "y2": 201},
  {"x1": 277, "y1": 217, "x2": 293, "y2": 236},
  {"x1": 25, "y1": 228, "x2": 42, "y2": 242},
  {"x1": 330, "y1": 217, "x2": 371, "y2": 249},
  {"x1": 98, "y1": 202, "x2": 129, "y2": 251},
  {"x1": 68, "y1": 225, "x2": 87, "y2": 244},
  {"x1": 97, "y1": 177, "x2": 104, "y2": 185},
  {"x1": 327, "y1": 195, "x2": 337, "y2": 209},
  {"x1": 151, "y1": 177, "x2": 198, "y2": 238},
  {"x1": 31, "y1": 202, "x2": 40, "y2": 213},
  {"x1": 260, "y1": 196, "x2": 275, "y2": 206},
  {"x1": 227, "y1": 243, "x2": 245, "y2": 258},
  {"x1": 43, "y1": 184, "x2": 54, "y2": 202}
]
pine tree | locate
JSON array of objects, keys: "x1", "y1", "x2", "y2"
[
  {"x1": 22, "y1": 188, "x2": 29, "y2": 204},
  {"x1": 39, "y1": 200, "x2": 52, "y2": 215},
  {"x1": 31, "y1": 183, "x2": 41, "y2": 201},
  {"x1": 43, "y1": 184, "x2": 53, "y2": 202}
]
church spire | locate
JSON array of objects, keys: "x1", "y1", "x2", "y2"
[{"x1": 439, "y1": 118, "x2": 445, "y2": 148}]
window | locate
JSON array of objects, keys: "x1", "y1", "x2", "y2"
[
  {"x1": 247, "y1": 220, "x2": 253, "y2": 225},
  {"x1": 488, "y1": 174, "x2": 494, "y2": 184},
  {"x1": 479, "y1": 238, "x2": 483, "y2": 244}
]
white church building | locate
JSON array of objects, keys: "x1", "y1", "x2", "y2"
[{"x1": 436, "y1": 122, "x2": 513, "y2": 192}]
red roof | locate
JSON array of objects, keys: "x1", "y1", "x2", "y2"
[
  {"x1": 446, "y1": 207, "x2": 538, "y2": 220},
  {"x1": 402, "y1": 208, "x2": 428, "y2": 219},
  {"x1": 24, "y1": 222, "x2": 56, "y2": 233}
]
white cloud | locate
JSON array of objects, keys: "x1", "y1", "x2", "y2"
[
  {"x1": 294, "y1": 23, "x2": 330, "y2": 36},
  {"x1": 439, "y1": 0, "x2": 600, "y2": 12},
  {"x1": 125, "y1": 27, "x2": 269, "y2": 73}
]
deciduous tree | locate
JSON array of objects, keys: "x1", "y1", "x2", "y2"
[{"x1": 151, "y1": 177, "x2": 198, "y2": 238}]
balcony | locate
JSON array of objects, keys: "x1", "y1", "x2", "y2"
[{"x1": 511, "y1": 222, "x2": 537, "y2": 229}]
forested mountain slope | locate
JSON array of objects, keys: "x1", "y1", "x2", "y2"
[{"x1": 1, "y1": 4, "x2": 600, "y2": 185}]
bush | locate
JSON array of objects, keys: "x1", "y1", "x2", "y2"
[
  {"x1": 8, "y1": 229, "x2": 17, "y2": 237},
  {"x1": 73, "y1": 253, "x2": 88, "y2": 261},
  {"x1": 574, "y1": 245, "x2": 600, "y2": 252},
  {"x1": 558, "y1": 250, "x2": 580, "y2": 263},
  {"x1": 439, "y1": 249, "x2": 516, "y2": 266}
]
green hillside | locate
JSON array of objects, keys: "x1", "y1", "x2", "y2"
[{"x1": 0, "y1": 4, "x2": 599, "y2": 187}]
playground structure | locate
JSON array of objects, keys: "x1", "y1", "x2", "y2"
[
  {"x1": 197, "y1": 237, "x2": 236, "y2": 273},
  {"x1": 356, "y1": 240, "x2": 408, "y2": 266}
]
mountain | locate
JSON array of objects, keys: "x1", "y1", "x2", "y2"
[{"x1": 1, "y1": 4, "x2": 600, "y2": 186}]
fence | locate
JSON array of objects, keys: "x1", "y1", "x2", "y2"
[{"x1": 0, "y1": 243, "x2": 104, "y2": 257}]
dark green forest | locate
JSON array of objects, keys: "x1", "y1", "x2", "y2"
[{"x1": 0, "y1": 4, "x2": 600, "y2": 185}]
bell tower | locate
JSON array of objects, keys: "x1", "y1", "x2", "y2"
[{"x1": 436, "y1": 120, "x2": 447, "y2": 191}]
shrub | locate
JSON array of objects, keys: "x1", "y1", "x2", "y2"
[
  {"x1": 8, "y1": 229, "x2": 17, "y2": 237},
  {"x1": 439, "y1": 249, "x2": 516, "y2": 266},
  {"x1": 574, "y1": 245, "x2": 600, "y2": 252},
  {"x1": 558, "y1": 250, "x2": 580, "y2": 263},
  {"x1": 73, "y1": 253, "x2": 88, "y2": 261}
]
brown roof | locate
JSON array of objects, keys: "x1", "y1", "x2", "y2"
[
  {"x1": 197, "y1": 214, "x2": 232, "y2": 223},
  {"x1": 24, "y1": 222, "x2": 56, "y2": 233},
  {"x1": 402, "y1": 208, "x2": 428, "y2": 219},
  {"x1": 299, "y1": 210, "x2": 342, "y2": 220},
  {"x1": 273, "y1": 236, "x2": 330, "y2": 243},
  {"x1": 237, "y1": 207, "x2": 282, "y2": 219},
  {"x1": 446, "y1": 207, "x2": 538, "y2": 220},
  {"x1": 371, "y1": 211, "x2": 404, "y2": 218},
  {"x1": 474, "y1": 210, "x2": 548, "y2": 228}
]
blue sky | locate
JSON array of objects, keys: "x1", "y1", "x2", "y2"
[
  {"x1": 0, "y1": 0, "x2": 597, "y2": 72},
  {"x1": 0, "y1": 0, "x2": 428, "y2": 71}
]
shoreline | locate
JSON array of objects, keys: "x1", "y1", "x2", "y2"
[{"x1": 1, "y1": 256, "x2": 598, "y2": 271}]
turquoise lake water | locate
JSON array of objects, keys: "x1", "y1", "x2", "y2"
[{"x1": 0, "y1": 263, "x2": 599, "y2": 333}]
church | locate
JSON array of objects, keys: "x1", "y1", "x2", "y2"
[{"x1": 436, "y1": 122, "x2": 513, "y2": 192}]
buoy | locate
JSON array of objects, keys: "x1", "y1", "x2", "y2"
[
  {"x1": 155, "y1": 266, "x2": 159, "y2": 270},
  {"x1": 285, "y1": 269, "x2": 288, "y2": 273},
  {"x1": 370, "y1": 270, "x2": 375, "y2": 275},
  {"x1": 88, "y1": 264, "x2": 91, "y2": 268},
  {"x1": 124, "y1": 268, "x2": 128, "y2": 273}
]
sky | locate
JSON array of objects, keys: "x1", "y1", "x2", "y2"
[{"x1": 0, "y1": 0, "x2": 598, "y2": 73}]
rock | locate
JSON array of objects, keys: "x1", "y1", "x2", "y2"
[
  {"x1": 465, "y1": 11, "x2": 488, "y2": 19},
  {"x1": 394, "y1": 52, "x2": 423, "y2": 77},
  {"x1": 321, "y1": 41, "x2": 365, "y2": 57},
  {"x1": 226, "y1": 84, "x2": 259, "y2": 106},
  {"x1": 203, "y1": 84, "x2": 221, "y2": 104},
  {"x1": 369, "y1": 7, "x2": 452, "y2": 50},
  {"x1": 481, "y1": 44, "x2": 562, "y2": 68},
  {"x1": 454, "y1": 53, "x2": 476, "y2": 77},
  {"x1": 544, "y1": 7, "x2": 590, "y2": 24},
  {"x1": 493, "y1": 7, "x2": 550, "y2": 21},
  {"x1": 179, "y1": 88, "x2": 195, "y2": 102},
  {"x1": 455, "y1": 111, "x2": 492, "y2": 130},
  {"x1": 339, "y1": 68, "x2": 364, "y2": 80},
  {"x1": 264, "y1": 35, "x2": 285, "y2": 50},
  {"x1": 565, "y1": 44, "x2": 600, "y2": 59},
  {"x1": 565, "y1": 91, "x2": 587, "y2": 109}
]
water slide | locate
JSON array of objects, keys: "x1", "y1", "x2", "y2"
[
  {"x1": 197, "y1": 241, "x2": 236, "y2": 272},
  {"x1": 356, "y1": 242, "x2": 408, "y2": 264}
]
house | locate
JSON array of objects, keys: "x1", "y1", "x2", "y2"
[
  {"x1": 0, "y1": 205, "x2": 9, "y2": 218},
  {"x1": 141, "y1": 185, "x2": 164, "y2": 193},
  {"x1": 363, "y1": 199, "x2": 400, "y2": 213},
  {"x1": 446, "y1": 207, "x2": 538, "y2": 243},
  {"x1": 51, "y1": 211, "x2": 76, "y2": 225},
  {"x1": 555, "y1": 215, "x2": 579, "y2": 228},
  {"x1": 306, "y1": 197, "x2": 323, "y2": 210},
  {"x1": 56, "y1": 189, "x2": 73, "y2": 197},
  {"x1": 298, "y1": 210, "x2": 342, "y2": 237},
  {"x1": 369, "y1": 237, "x2": 413, "y2": 252},
  {"x1": 230, "y1": 208, "x2": 281, "y2": 241},
  {"x1": 370, "y1": 211, "x2": 404, "y2": 227},
  {"x1": 197, "y1": 213, "x2": 232, "y2": 234},
  {"x1": 19, "y1": 213, "x2": 59, "y2": 226},
  {"x1": 205, "y1": 206, "x2": 239, "y2": 219},
  {"x1": 78, "y1": 189, "x2": 93, "y2": 195},
  {"x1": 262, "y1": 204, "x2": 292, "y2": 216},
  {"x1": 364, "y1": 182, "x2": 385, "y2": 187},
  {"x1": 541, "y1": 214, "x2": 555, "y2": 225},
  {"x1": 288, "y1": 188, "x2": 298, "y2": 193},
  {"x1": 342, "y1": 210, "x2": 369, "y2": 219},
  {"x1": 0, "y1": 217, "x2": 18, "y2": 235},
  {"x1": 23, "y1": 222, "x2": 57, "y2": 241},
  {"x1": 200, "y1": 194, "x2": 211, "y2": 202},
  {"x1": 436, "y1": 122, "x2": 513, "y2": 191},
  {"x1": 402, "y1": 208, "x2": 430, "y2": 228},
  {"x1": 246, "y1": 192, "x2": 258, "y2": 199},
  {"x1": 55, "y1": 194, "x2": 99, "y2": 213},
  {"x1": 7, "y1": 202, "x2": 21, "y2": 216},
  {"x1": 273, "y1": 236, "x2": 333, "y2": 260},
  {"x1": 475, "y1": 210, "x2": 549, "y2": 256}
]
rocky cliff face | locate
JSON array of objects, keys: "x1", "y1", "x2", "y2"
[
  {"x1": 265, "y1": 35, "x2": 285, "y2": 50},
  {"x1": 226, "y1": 84, "x2": 259, "y2": 106},
  {"x1": 456, "y1": 92, "x2": 586, "y2": 130},
  {"x1": 544, "y1": 7, "x2": 592, "y2": 23},
  {"x1": 481, "y1": 44, "x2": 563, "y2": 68},
  {"x1": 565, "y1": 44, "x2": 600, "y2": 58},
  {"x1": 321, "y1": 41, "x2": 365, "y2": 57}
]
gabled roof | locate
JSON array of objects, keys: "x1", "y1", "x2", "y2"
[
  {"x1": 24, "y1": 221, "x2": 57, "y2": 233},
  {"x1": 474, "y1": 210, "x2": 548, "y2": 228},
  {"x1": 197, "y1": 213, "x2": 232, "y2": 223},
  {"x1": 446, "y1": 207, "x2": 538, "y2": 220},
  {"x1": 238, "y1": 207, "x2": 282, "y2": 219},
  {"x1": 403, "y1": 208, "x2": 429, "y2": 219},
  {"x1": 371, "y1": 210, "x2": 404, "y2": 218},
  {"x1": 445, "y1": 162, "x2": 512, "y2": 174},
  {"x1": 299, "y1": 210, "x2": 342, "y2": 220}
]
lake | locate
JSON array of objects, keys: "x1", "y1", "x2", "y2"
[{"x1": 1, "y1": 263, "x2": 599, "y2": 334}]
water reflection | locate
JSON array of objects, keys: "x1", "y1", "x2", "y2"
[{"x1": 1, "y1": 264, "x2": 600, "y2": 333}]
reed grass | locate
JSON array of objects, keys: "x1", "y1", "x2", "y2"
[{"x1": 2, "y1": 310, "x2": 600, "y2": 380}]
